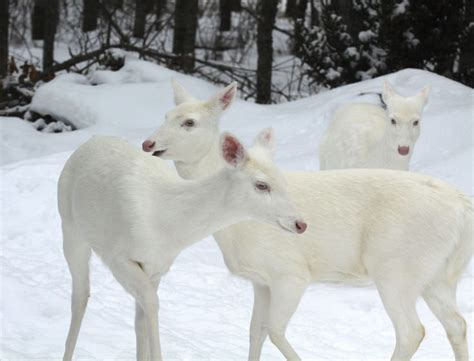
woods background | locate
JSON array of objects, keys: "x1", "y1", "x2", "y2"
[{"x1": 0, "y1": 0, "x2": 472, "y2": 111}]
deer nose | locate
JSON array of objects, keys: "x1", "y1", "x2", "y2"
[
  {"x1": 295, "y1": 220, "x2": 307, "y2": 234},
  {"x1": 398, "y1": 146, "x2": 410, "y2": 156},
  {"x1": 142, "y1": 140, "x2": 155, "y2": 152}
]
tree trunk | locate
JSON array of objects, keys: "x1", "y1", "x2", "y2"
[
  {"x1": 459, "y1": 0, "x2": 474, "y2": 85},
  {"x1": 104, "y1": 0, "x2": 123, "y2": 10},
  {"x1": 31, "y1": 0, "x2": 45, "y2": 40},
  {"x1": 293, "y1": 0, "x2": 308, "y2": 54},
  {"x1": 43, "y1": 0, "x2": 59, "y2": 71},
  {"x1": 310, "y1": 0, "x2": 319, "y2": 27},
  {"x1": 331, "y1": 0, "x2": 358, "y2": 41},
  {"x1": 155, "y1": 0, "x2": 166, "y2": 29},
  {"x1": 231, "y1": 0, "x2": 241, "y2": 12},
  {"x1": 0, "y1": 0, "x2": 8, "y2": 78},
  {"x1": 172, "y1": 0, "x2": 198, "y2": 72},
  {"x1": 133, "y1": 0, "x2": 146, "y2": 38},
  {"x1": 256, "y1": 0, "x2": 278, "y2": 104},
  {"x1": 219, "y1": 0, "x2": 232, "y2": 31},
  {"x1": 144, "y1": 0, "x2": 154, "y2": 13},
  {"x1": 156, "y1": 0, "x2": 166, "y2": 17},
  {"x1": 82, "y1": 0, "x2": 99, "y2": 32},
  {"x1": 286, "y1": 0, "x2": 296, "y2": 17}
]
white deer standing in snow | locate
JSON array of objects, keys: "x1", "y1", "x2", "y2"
[
  {"x1": 142, "y1": 80, "x2": 472, "y2": 361},
  {"x1": 58, "y1": 132, "x2": 306, "y2": 361},
  {"x1": 319, "y1": 80, "x2": 430, "y2": 170}
]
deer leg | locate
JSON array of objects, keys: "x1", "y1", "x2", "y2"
[
  {"x1": 110, "y1": 259, "x2": 162, "y2": 361},
  {"x1": 62, "y1": 233, "x2": 91, "y2": 361},
  {"x1": 267, "y1": 278, "x2": 307, "y2": 361},
  {"x1": 423, "y1": 281, "x2": 468, "y2": 361},
  {"x1": 135, "y1": 276, "x2": 161, "y2": 361},
  {"x1": 376, "y1": 282, "x2": 425, "y2": 361},
  {"x1": 248, "y1": 283, "x2": 271, "y2": 361}
]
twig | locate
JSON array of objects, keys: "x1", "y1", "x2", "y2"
[
  {"x1": 240, "y1": 5, "x2": 294, "y2": 38},
  {"x1": 0, "y1": 104, "x2": 30, "y2": 117},
  {"x1": 45, "y1": 46, "x2": 112, "y2": 74},
  {"x1": 97, "y1": 0, "x2": 130, "y2": 44}
]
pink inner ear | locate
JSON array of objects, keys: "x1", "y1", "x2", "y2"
[
  {"x1": 220, "y1": 88, "x2": 235, "y2": 109},
  {"x1": 262, "y1": 131, "x2": 272, "y2": 143},
  {"x1": 223, "y1": 136, "x2": 243, "y2": 165}
]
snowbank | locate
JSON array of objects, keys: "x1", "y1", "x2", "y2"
[{"x1": 1, "y1": 61, "x2": 472, "y2": 360}]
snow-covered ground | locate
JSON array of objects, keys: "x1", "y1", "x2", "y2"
[{"x1": 1, "y1": 61, "x2": 473, "y2": 360}]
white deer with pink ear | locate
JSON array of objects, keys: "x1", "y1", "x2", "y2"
[
  {"x1": 143, "y1": 80, "x2": 471, "y2": 361},
  {"x1": 59, "y1": 131, "x2": 305, "y2": 361},
  {"x1": 319, "y1": 80, "x2": 431, "y2": 170},
  {"x1": 142, "y1": 79, "x2": 237, "y2": 178}
]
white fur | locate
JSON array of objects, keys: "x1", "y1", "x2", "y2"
[
  {"x1": 319, "y1": 81, "x2": 431, "y2": 170},
  {"x1": 143, "y1": 81, "x2": 473, "y2": 361},
  {"x1": 58, "y1": 133, "x2": 304, "y2": 361}
]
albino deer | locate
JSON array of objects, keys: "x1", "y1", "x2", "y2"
[
  {"x1": 142, "y1": 80, "x2": 473, "y2": 361},
  {"x1": 58, "y1": 132, "x2": 305, "y2": 361},
  {"x1": 319, "y1": 80, "x2": 430, "y2": 170}
]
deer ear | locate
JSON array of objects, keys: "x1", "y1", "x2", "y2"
[
  {"x1": 382, "y1": 80, "x2": 397, "y2": 104},
  {"x1": 221, "y1": 132, "x2": 247, "y2": 168},
  {"x1": 208, "y1": 82, "x2": 237, "y2": 113},
  {"x1": 416, "y1": 84, "x2": 431, "y2": 107},
  {"x1": 171, "y1": 78, "x2": 195, "y2": 105},
  {"x1": 254, "y1": 127, "x2": 276, "y2": 156}
]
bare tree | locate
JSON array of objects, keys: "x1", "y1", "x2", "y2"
[
  {"x1": 32, "y1": 0, "x2": 45, "y2": 40},
  {"x1": 144, "y1": 0, "x2": 154, "y2": 13},
  {"x1": 32, "y1": 0, "x2": 59, "y2": 70},
  {"x1": 256, "y1": 0, "x2": 278, "y2": 103},
  {"x1": 173, "y1": 0, "x2": 198, "y2": 72},
  {"x1": 156, "y1": 0, "x2": 166, "y2": 21},
  {"x1": 104, "y1": 0, "x2": 123, "y2": 10},
  {"x1": 459, "y1": 0, "x2": 474, "y2": 86},
  {"x1": 0, "y1": 0, "x2": 8, "y2": 78},
  {"x1": 133, "y1": 0, "x2": 146, "y2": 38},
  {"x1": 286, "y1": 0, "x2": 296, "y2": 17},
  {"x1": 310, "y1": 0, "x2": 319, "y2": 27},
  {"x1": 220, "y1": 0, "x2": 232, "y2": 31},
  {"x1": 331, "y1": 0, "x2": 358, "y2": 40},
  {"x1": 43, "y1": 0, "x2": 59, "y2": 71},
  {"x1": 231, "y1": 0, "x2": 241, "y2": 12},
  {"x1": 83, "y1": 0, "x2": 99, "y2": 32},
  {"x1": 294, "y1": 0, "x2": 308, "y2": 53}
]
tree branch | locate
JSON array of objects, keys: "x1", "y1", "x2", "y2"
[
  {"x1": 241, "y1": 5, "x2": 294, "y2": 38},
  {"x1": 45, "y1": 46, "x2": 111, "y2": 74}
]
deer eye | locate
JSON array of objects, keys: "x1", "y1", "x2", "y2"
[
  {"x1": 255, "y1": 181, "x2": 270, "y2": 192},
  {"x1": 391, "y1": 118, "x2": 397, "y2": 125},
  {"x1": 182, "y1": 119, "x2": 195, "y2": 128},
  {"x1": 413, "y1": 120, "x2": 419, "y2": 126}
]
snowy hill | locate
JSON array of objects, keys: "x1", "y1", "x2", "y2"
[{"x1": 1, "y1": 61, "x2": 472, "y2": 360}]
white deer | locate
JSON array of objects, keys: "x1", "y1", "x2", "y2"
[
  {"x1": 58, "y1": 133, "x2": 306, "y2": 361},
  {"x1": 319, "y1": 80, "x2": 430, "y2": 170},
  {"x1": 142, "y1": 80, "x2": 472, "y2": 361}
]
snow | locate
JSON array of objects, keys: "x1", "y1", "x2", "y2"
[
  {"x1": 1, "y1": 61, "x2": 473, "y2": 360},
  {"x1": 325, "y1": 68, "x2": 341, "y2": 81},
  {"x1": 343, "y1": 46, "x2": 360, "y2": 61},
  {"x1": 394, "y1": 0, "x2": 410, "y2": 15},
  {"x1": 359, "y1": 30, "x2": 376, "y2": 43}
]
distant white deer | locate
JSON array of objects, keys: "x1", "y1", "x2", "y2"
[
  {"x1": 58, "y1": 133, "x2": 306, "y2": 361},
  {"x1": 319, "y1": 80, "x2": 430, "y2": 170},
  {"x1": 142, "y1": 80, "x2": 472, "y2": 361}
]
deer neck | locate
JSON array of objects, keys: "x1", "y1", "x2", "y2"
[
  {"x1": 163, "y1": 168, "x2": 246, "y2": 245},
  {"x1": 174, "y1": 139, "x2": 224, "y2": 180},
  {"x1": 172, "y1": 140, "x2": 247, "y2": 254}
]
